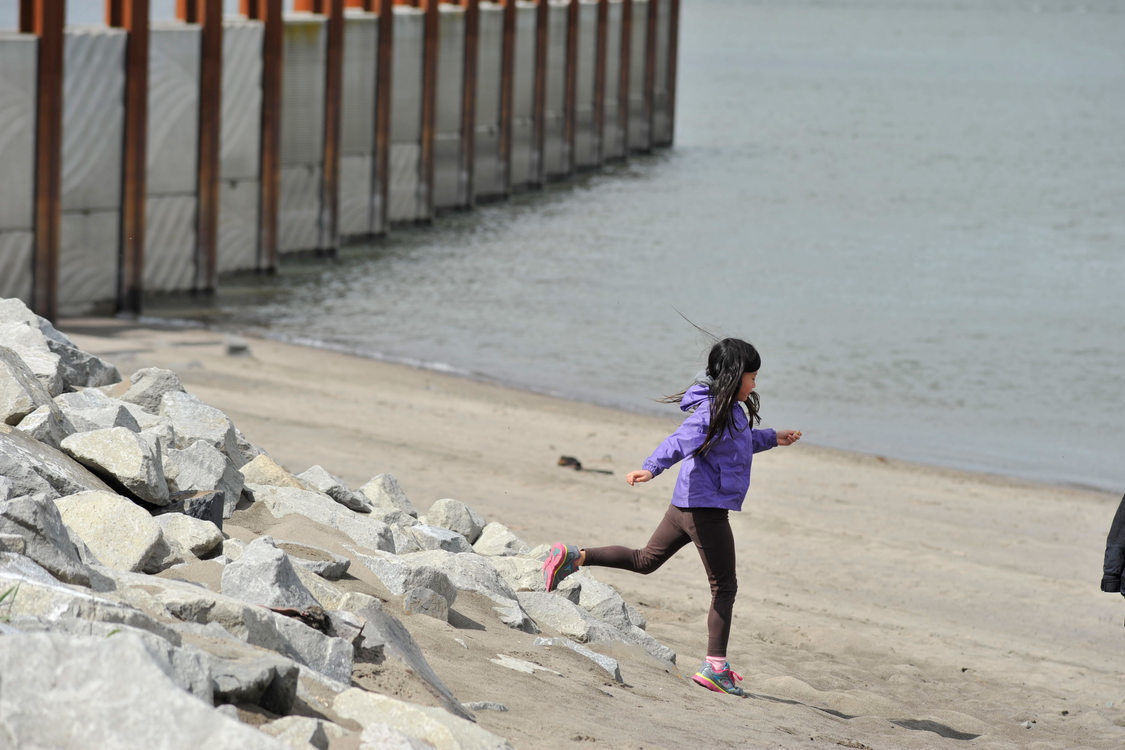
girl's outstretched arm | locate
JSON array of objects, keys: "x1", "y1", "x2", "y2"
[
  {"x1": 776, "y1": 429, "x2": 802, "y2": 446},
  {"x1": 626, "y1": 470, "x2": 654, "y2": 485}
]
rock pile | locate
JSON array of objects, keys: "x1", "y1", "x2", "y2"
[{"x1": 0, "y1": 299, "x2": 675, "y2": 749}]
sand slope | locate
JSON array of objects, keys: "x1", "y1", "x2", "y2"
[{"x1": 61, "y1": 318, "x2": 1125, "y2": 749}]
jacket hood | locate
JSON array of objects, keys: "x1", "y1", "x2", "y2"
[{"x1": 680, "y1": 378, "x2": 712, "y2": 412}]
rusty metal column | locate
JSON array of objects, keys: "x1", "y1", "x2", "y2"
[
  {"x1": 497, "y1": 0, "x2": 515, "y2": 195},
  {"x1": 664, "y1": 0, "x2": 678, "y2": 146},
  {"x1": 243, "y1": 0, "x2": 281, "y2": 272},
  {"x1": 531, "y1": 0, "x2": 548, "y2": 187},
  {"x1": 418, "y1": 0, "x2": 439, "y2": 221},
  {"x1": 372, "y1": 0, "x2": 393, "y2": 234},
  {"x1": 107, "y1": 0, "x2": 150, "y2": 315},
  {"x1": 21, "y1": 0, "x2": 64, "y2": 322},
  {"x1": 642, "y1": 0, "x2": 656, "y2": 152},
  {"x1": 177, "y1": 0, "x2": 223, "y2": 292},
  {"x1": 617, "y1": 0, "x2": 631, "y2": 157},
  {"x1": 459, "y1": 0, "x2": 480, "y2": 208},
  {"x1": 562, "y1": 0, "x2": 578, "y2": 175},
  {"x1": 593, "y1": 0, "x2": 607, "y2": 166}
]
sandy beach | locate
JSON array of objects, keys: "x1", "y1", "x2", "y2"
[{"x1": 59, "y1": 317, "x2": 1125, "y2": 750}]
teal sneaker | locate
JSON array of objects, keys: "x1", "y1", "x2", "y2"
[
  {"x1": 691, "y1": 662, "x2": 745, "y2": 696},
  {"x1": 542, "y1": 543, "x2": 581, "y2": 592}
]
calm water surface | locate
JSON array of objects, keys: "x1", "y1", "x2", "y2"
[{"x1": 107, "y1": 1, "x2": 1124, "y2": 491}]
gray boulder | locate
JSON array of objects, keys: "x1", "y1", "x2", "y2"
[
  {"x1": 164, "y1": 440, "x2": 244, "y2": 518},
  {"x1": 349, "y1": 548, "x2": 458, "y2": 605},
  {"x1": 155, "y1": 512, "x2": 223, "y2": 558},
  {"x1": 0, "y1": 299, "x2": 120, "y2": 393},
  {"x1": 401, "y1": 550, "x2": 538, "y2": 633},
  {"x1": 358, "y1": 473, "x2": 419, "y2": 518},
  {"x1": 410, "y1": 524, "x2": 473, "y2": 554},
  {"x1": 221, "y1": 537, "x2": 321, "y2": 612},
  {"x1": 0, "y1": 344, "x2": 56, "y2": 425},
  {"x1": 0, "y1": 494, "x2": 93, "y2": 585},
  {"x1": 240, "y1": 454, "x2": 312, "y2": 489},
  {"x1": 120, "y1": 366, "x2": 186, "y2": 414},
  {"x1": 297, "y1": 465, "x2": 372, "y2": 513},
  {"x1": 15, "y1": 404, "x2": 75, "y2": 449},
  {"x1": 534, "y1": 636, "x2": 624, "y2": 684},
  {"x1": 159, "y1": 390, "x2": 240, "y2": 461},
  {"x1": 422, "y1": 498, "x2": 486, "y2": 544},
  {"x1": 54, "y1": 490, "x2": 169, "y2": 574},
  {"x1": 403, "y1": 587, "x2": 450, "y2": 622},
  {"x1": 276, "y1": 540, "x2": 350, "y2": 580},
  {"x1": 0, "y1": 632, "x2": 287, "y2": 750},
  {"x1": 0, "y1": 424, "x2": 115, "y2": 502},
  {"x1": 248, "y1": 484, "x2": 395, "y2": 554},
  {"x1": 60, "y1": 427, "x2": 169, "y2": 505},
  {"x1": 334, "y1": 687, "x2": 514, "y2": 750},
  {"x1": 488, "y1": 555, "x2": 546, "y2": 593},
  {"x1": 472, "y1": 522, "x2": 531, "y2": 557},
  {"x1": 60, "y1": 403, "x2": 142, "y2": 434},
  {"x1": 515, "y1": 591, "x2": 622, "y2": 644}
]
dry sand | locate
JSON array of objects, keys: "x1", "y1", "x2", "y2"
[{"x1": 61, "y1": 317, "x2": 1125, "y2": 749}]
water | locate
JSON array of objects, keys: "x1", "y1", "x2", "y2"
[{"x1": 90, "y1": 0, "x2": 1125, "y2": 491}]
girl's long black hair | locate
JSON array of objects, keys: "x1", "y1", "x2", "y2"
[{"x1": 663, "y1": 337, "x2": 762, "y2": 458}]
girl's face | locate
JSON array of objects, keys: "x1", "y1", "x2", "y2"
[{"x1": 737, "y1": 371, "x2": 758, "y2": 401}]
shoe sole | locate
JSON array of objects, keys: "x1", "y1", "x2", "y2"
[
  {"x1": 542, "y1": 544, "x2": 567, "y2": 591},
  {"x1": 692, "y1": 672, "x2": 744, "y2": 696}
]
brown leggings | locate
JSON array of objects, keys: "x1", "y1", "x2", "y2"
[{"x1": 582, "y1": 504, "x2": 737, "y2": 657}]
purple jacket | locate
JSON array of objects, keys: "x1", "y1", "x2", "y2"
[{"x1": 642, "y1": 382, "x2": 777, "y2": 511}]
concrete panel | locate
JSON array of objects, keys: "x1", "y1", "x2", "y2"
[
  {"x1": 278, "y1": 164, "x2": 322, "y2": 253},
  {"x1": 391, "y1": 7, "x2": 424, "y2": 145},
  {"x1": 433, "y1": 135, "x2": 461, "y2": 210},
  {"x1": 222, "y1": 19, "x2": 264, "y2": 181},
  {"x1": 473, "y1": 130, "x2": 501, "y2": 198},
  {"x1": 61, "y1": 28, "x2": 127, "y2": 212},
  {"x1": 217, "y1": 178, "x2": 260, "y2": 273},
  {"x1": 144, "y1": 195, "x2": 196, "y2": 292},
  {"x1": 281, "y1": 13, "x2": 327, "y2": 167},
  {"x1": 387, "y1": 143, "x2": 421, "y2": 223},
  {"x1": 628, "y1": 0, "x2": 649, "y2": 150},
  {"x1": 509, "y1": 119, "x2": 533, "y2": 188},
  {"x1": 58, "y1": 210, "x2": 118, "y2": 316},
  {"x1": 0, "y1": 34, "x2": 37, "y2": 232},
  {"x1": 340, "y1": 154, "x2": 374, "y2": 237},
  {"x1": 542, "y1": 1, "x2": 568, "y2": 176},
  {"x1": 475, "y1": 4, "x2": 503, "y2": 130},
  {"x1": 602, "y1": 0, "x2": 623, "y2": 159},
  {"x1": 0, "y1": 231, "x2": 33, "y2": 303},
  {"x1": 148, "y1": 24, "x2": 201, "y2": 196},
  {"x1": 573, "y1": 0, "x2": 598, "y2": 168},
  {"x1": 341, "y1": 10, "x2": 378, "y2": 156},
  {"x1": 436, "y1": 6, "x2": 465, "y2": 134},
  {"x1": 651, "y1": 0, "x2": 672, "y2": 145}
]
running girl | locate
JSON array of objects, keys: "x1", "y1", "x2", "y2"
[{"x1": 542, "y1": 337, "x2": 801, "y2": 696}]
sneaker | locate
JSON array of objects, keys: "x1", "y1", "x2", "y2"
[
  {"x1": 542, "y1": 543, "x2": 581, "y2": 592},
  {"x1": 692, "y1": 661, "x2": 745, "y2": 697}
]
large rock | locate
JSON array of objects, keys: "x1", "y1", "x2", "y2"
[
  {"x1": 568, "y1": 570, "x2": 647, "y2": 632},
  {"x1": 54, "y1": 490, "x2": 169, "y2": 574},
  {"x1": 119, "y1": 366, "x2": 186, "y2": 414},
  {"x1": 15, "y1": 404, "x2": 76, "y2": 449},
  {"x1": 221, "y1": 537, "x2": 321, "y2": 611},
  {"x1": 422, "y1": 499, "x2": 486, "y2": 544},
  {"x1": 472, "y1": 522, "x2": 530, "y2": 557},
  {"x1": 276, "y1": 540, "x2": 350, "y2": 580},
  {"x1": 515, "y1": 591, "x2": 622, "y2": 644},
  {"x1": 399, "y1": 550, "x2": 537, "y2": 633},
  {"x1": 0, "y1": 344, "x2": 56, "y2": 425},
  {"x1": 0, "y1": 494, "x2": 94, "y2": 585},
  {"x1": 487, "y1": 555, "x2": 545, "y2": 593},
  {"x1": 0, "y1": 298, "x2": 120, "y2": 394},
  {"x1": 60, "y1": 427, "x2": 170, "y2": 505},
  {"x1": 333, "y1": 688, "x2": 514, "y2": 750},
  {"x1": 248, "y1": 484, "x2": 395, "y2": 554},
  {"x1": 349, "y1": 549, "x2": 458, "y2": 604},
  {"x1": 159, "y1": 390, "x2": 240, "y2": 461},
  {"x1": 240, "y1": 454, "x2": 313, "y2": 489},
  {"x1": 410, "y1": 524, "x2": 473, "y2": 554},
  {"x1": 533, "y1": 636, "x2": 624, "y2": 684},
  {"x1": 164, "y1": 440, "x2": 244, "y2": 518},
  {"x1": 155, "y1": 512, "x2": 223, "y2": 558},
  {"x1": 0, "y1": 424, "x2": 115, "y2": 502},
  {"x1": 297, "y1": 465, "x2": 372, "y2": 513},
  {"x1": 0, "y1": 632, "x2": 287, "y2": 750},
  {"x1": 358, "y1": 473, "x2": 419, "y2": 518}
]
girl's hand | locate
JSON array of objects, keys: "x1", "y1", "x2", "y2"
[
  {"x1": 626, "y1": 470, "x2": 654, "y2": 486},
  {"x1": 776, "y1": 429, "x2": 802, "y2": 446}
]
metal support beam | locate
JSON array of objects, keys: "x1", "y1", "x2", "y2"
[
  {"x1": 643, "y1": 0, "x2": 657, "y2": 152},
  {"x1": 21, "y1": 0, "x2": 64, "y2": 322},
  {"x1": 593, "y1": 0, "x2": 607, "y2": 165},
  {"x1": 107, "y1": 0, "x2": 150, "y2": 315},
  {"x1": 617, "y1": 0, "x2": 631, "y2": 158},
  {"x1": 373, "y1": 0, "x2": 393, "y2": 234},
  {"x1": 243, "y1": 0, "x2": 281, "y2": 272},
  {"x1": 418, "y1": 0, "x2": 439, "y2": 221},
  {"x1": 665, "y1": 0, "x2": 679, "y2": 146},
  {"x1": 459, "y1": 0, "x2": 480, "y2": 208},
  {"x1": 498, "y1": 0, "x2": 516, "y2": 195},
  {"x1": 563, "y1": 0, "x2": 578, "y2": 175}
]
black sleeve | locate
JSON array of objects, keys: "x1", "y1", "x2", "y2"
[{"x1": 1101, "y1": 493, "x2": 1125, "y2": 595}]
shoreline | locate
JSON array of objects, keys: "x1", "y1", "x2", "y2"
[{"x1": 114, "y1": 313, "x2": 1121, "y2": 497}]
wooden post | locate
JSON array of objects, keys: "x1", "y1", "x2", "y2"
[
  {"x1": 323, "y1": 0, "x2": 345, "y2": 252},
  {"x1": 498, "y1": 0, "x2": 515, "y2": 195},
  {"x1": 373, "y1": 0, "x2": 393, "y2": 234},
  {"x1": 643, "y1": 0, "x2": 657, "y2": 152},
  {"x1": 243, "y1": 0, "x2": 281, "y2": 272},
  {"x1": 21, "y1": 0, "x2": 64, "y2": 322},
  {"x1": 107, "y1": 0, "x2": 150, "y2": 315},
  {"x1": 665, "y1": 0, "x2": 678, "y2": 146},
  {"x1": 531, "y1": 0, "x2": 548, "y2": 186},
  {"x1": 593, "y1": 0, "x2": 607, "y2": 165},
  {"x1": 617, "y1": 0, "x2": 631, "y2": 157},
  {"x1": 177, "y1": 0, "x2": 223, "y2": 292},
  {"x1": 459, "y1": 0, "x2": 479, "y2": 208},
  {"x1": 418, "y1": 0, "x2": 439, "y2": 221},
  {"x1": 562, "y1": 0, "x2": 578, "y2": 174}
]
